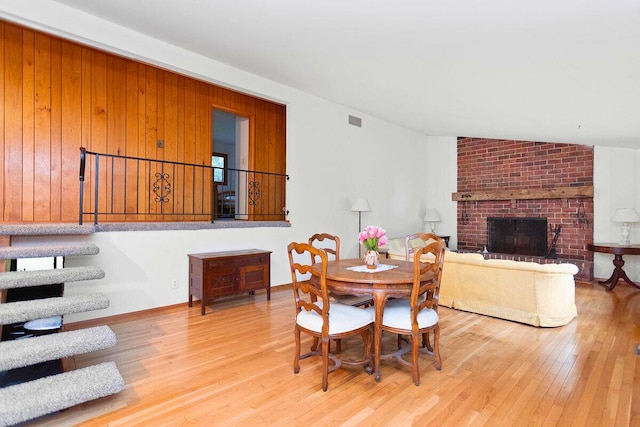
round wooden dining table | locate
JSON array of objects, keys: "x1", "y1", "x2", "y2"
[{"x1": 311, "y1": 258, "x2": 435, "y2": 382}]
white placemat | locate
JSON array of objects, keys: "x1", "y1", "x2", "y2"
[{"x1": 346, "y1": 263, "x2": 399, "y2": 273}]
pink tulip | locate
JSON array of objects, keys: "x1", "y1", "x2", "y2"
[{"x1": 358, "y1": 225, "x2": 386, "y2": 251}]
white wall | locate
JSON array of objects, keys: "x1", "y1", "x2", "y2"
[
  {"x1": 593, "y1": 146, "x2": 640, "y2": 281},
  {"x1": 423, "y1": 137, "x2": 458, "y2": 249},
  {"x1": 1, "y1": 1, "x2": 455, "y2": 321}
]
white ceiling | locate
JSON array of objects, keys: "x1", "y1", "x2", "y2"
[{"x1": 51, "y1": 0, "x2": 640, "y2": 148}]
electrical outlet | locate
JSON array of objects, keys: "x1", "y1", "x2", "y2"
[{"x1": 171, "y1": 280, "x2": 179, "y2": 289}]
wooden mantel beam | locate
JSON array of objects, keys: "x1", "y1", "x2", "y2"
[{"x1": 451, "y1": 185, "x2": 594, "y2": 202}]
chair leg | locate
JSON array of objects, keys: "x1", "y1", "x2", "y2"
[
  {"x1": 294, "y1": 327, "x2": 301, "y2": 374},
  {"x1": 433, "y1": 325, "x2": 442, "y2": 370},
  {"x1": 422, "y1": 331, "x2": 433, "y2": 351},
  {"x1": 361, "y1": 328, "x2": 373, "y2": 374},
  {"x1": 321, "y1": 337, "x2": 330, "y2": 392},
  {"x1": 314, "y1": 337, "x2": 337, "y2": 354},
  {"x1": 313, "y1": 338, "x2": 342, "y2": 353},
  {"x1": 411, "y1": 332, "x2": 420, "y2": 386},
  {"x1": 311, "y1": 336, "x2": 320, "y2": 352}
]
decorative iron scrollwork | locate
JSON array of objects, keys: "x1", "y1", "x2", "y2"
[
  {"x1": 153, "y1": 172, "x2": 172, "y2": 203},
  {"x1": 248, "y1": 181, "x2": 261, "y2": 206}
]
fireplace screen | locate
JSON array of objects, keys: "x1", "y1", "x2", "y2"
[{"x1": 487, "y1": 217, "x2": 547, "y2": 256}]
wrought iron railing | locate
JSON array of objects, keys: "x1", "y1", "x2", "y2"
[{"x1": 79, "y1": 148, "x2": 289, "y2": 225}]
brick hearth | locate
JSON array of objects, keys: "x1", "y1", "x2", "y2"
[{"x1": 456, "y1": 138, "x2": 593, "y2": 280}]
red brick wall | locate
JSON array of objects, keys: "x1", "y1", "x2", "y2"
[{"x1": 457, "y1": 138, "x2": 593, "y2": 267}]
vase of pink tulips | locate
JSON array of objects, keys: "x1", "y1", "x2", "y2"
[{"x1": 359, "y1": 225, "x2": 387, "y2": 269}]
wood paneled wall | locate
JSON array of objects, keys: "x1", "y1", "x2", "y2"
[{"x1": 0, "y1": 21, "x2": 286, "y2": 223}]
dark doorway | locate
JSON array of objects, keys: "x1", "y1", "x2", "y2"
[{"x1": 212, "y1": 109, "x2": 249, "y2": 219}]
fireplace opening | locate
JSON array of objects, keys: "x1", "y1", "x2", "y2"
[{"x1": 487, "y1": 217, "x2": 547, "y2": 256}]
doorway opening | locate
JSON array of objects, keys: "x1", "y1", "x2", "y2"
[{"x1": 212, "y1": 109, "x2": 249, "y2": 219}]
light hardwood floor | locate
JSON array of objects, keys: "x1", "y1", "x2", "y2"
[{"x1": 27, "y1": 279, "x2": 639, "y2": 426}]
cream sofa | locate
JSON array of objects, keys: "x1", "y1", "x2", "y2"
[{"x1": 385, "y1": 238, "x2": 578, "y2": 327}]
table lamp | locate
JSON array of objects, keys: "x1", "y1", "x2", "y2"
[
  {"x1": 424, "y1": 208, "x2": 441, "y2": 233},
  {"x1": 611, "y1": 208, "x2": 640, "y2": 245},
  {"x1": 351, "y1": 198, "x2": 371, "y2": 257}
]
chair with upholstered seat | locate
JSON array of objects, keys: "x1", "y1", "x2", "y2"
[
  {"x1": 308, "y1": 233, "x2": 373, "y2": 353},
  {"x1": 308, "y1": 232, "x2": 340, "y2": 259},
  {"x1": 404, "y1": 232, "x2": 444, "y2": 347},
  {"x1": 308, "y1": 233, "x2": 373, "y2": 308},
  {"x1": 370, "y1": 237, "x2": 446, "y2": 385},
  {"x1": 287, "y1": 242, "x2": 374, "y2": 391},
  {"x1": 404, "y1": 232, "x2": 441, "y2": 262}
]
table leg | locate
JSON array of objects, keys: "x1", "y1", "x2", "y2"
[
  {"x1": 371, "y1": 290, "x2": 387, "y2": 382},
  {"x1": 599, "y1": 254, "x2": 640, "y2": 291}
]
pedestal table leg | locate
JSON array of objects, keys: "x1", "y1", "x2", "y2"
[{"x1": 598, "y1": 254, "x2": 640, "y2": 291}]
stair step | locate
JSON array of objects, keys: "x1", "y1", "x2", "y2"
[
  {"x1": 0, "y1": 242, "x2": 100, "y2": 260},
  {"x1": 0, "y1": 293, "x2": 109, "y2": 325},
  {"x1": 0, "y1": 325, "x2": 117, "y2": 371},
  {"x1": 0, "y1": 361, "x2": 124, "y2": 426},
  {"x1": 0, "y1": 266, "x2": 105, "y2": 290},
  {"x1": 0, "y1": 224, "x2": 95, "y2": 236}
]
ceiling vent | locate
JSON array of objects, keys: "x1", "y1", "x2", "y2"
[{"x1": 348, "y1": 115, "x2": 362, "y2": 127}]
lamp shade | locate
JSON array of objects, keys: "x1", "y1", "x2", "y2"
[
  {"x1": 351, "y1": 198, "x2": 371, "y2": 212},
  {"x1": 611, "y1": 208, "x2": 640, "y2": 223},
  {"x1": 424, "y1": 208, "x2": 441, "y2": 223}
]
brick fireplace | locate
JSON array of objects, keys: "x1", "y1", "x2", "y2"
[{"x1": 455, "y1": 138, "x2": 593, "y2": 280}]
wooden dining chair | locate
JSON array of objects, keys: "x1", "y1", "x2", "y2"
[
  {"x1": 371, "y1": 238, "x2": 446, "y2": 385},
  {"x1": 404, "y1": 232, "x2": 441, "y2": 262},
  {"x1": 287, "y1": 242, "x2": 374, "y2": 391},
  {"x1": 308, "y1": 233, "x2": 373, "y2": 308},
  {"x1": 403, "y1": 232, "x2": 444, "y2": 347},
  {"x1": 308, "y1": 233, "x2": 373, "y2": 353}
]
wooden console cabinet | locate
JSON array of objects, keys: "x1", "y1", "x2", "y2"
[{"x1": 188, "y1": 249, "x2": 271, "y2": 315}]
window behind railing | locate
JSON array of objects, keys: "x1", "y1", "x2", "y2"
[{"x1": 79, "y1": 148, "x2": 288, "y2": 225}]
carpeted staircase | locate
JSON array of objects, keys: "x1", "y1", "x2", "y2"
[{"x1": 0, "y1": 225, "x2": 124, "y2": 426}]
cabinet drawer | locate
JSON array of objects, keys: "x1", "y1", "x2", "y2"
[
  {"x1": 236, "y1": 254, "x2": 269, "y2": 267},
  {"x1": 205, "y1": 259, "x2": 232, "y2": 271}
]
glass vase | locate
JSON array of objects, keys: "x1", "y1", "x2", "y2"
[{"x1": 364, "y1": 250, "x2": 379, "y2": 269}]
